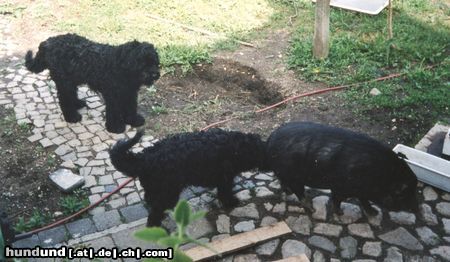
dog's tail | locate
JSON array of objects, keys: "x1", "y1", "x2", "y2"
[
  {"x1": 25, "y1": 49, "x2": 47, "y2": 73},
  {"x1": 109, "y1": 131, "x2": 144, "y2": 178}
]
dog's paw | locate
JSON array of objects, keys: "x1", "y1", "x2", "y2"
[
  {"x1": 106, "y1": 123, "x2": 126, "y2": 134},
  {"x1": 75, "y1": 99, "x2": 87, "y2": 109},
  {"x1": 126, "y1": 114, "x2": 145, "y2": 127},
  {"x1": 64, "y1": 113, "x2": 82, "y2": 123}
]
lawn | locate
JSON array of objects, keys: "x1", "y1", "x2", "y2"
[{"x1": 286, "y1": 0, "x2": 449, "y2": 124}]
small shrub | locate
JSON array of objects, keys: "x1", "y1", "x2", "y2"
[{"x1": 135, "y1": 200, "x2": 213, "y2": 262}]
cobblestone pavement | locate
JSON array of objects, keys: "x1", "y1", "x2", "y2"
[{"x1": 2, "y1": 17, "x2": 450, "y2": 261}]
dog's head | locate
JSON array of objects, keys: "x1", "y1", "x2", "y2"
[
  {"x1": 379, "y1": 159, "x2": 419, "y2": 213},
  {"x1": 117, "y1": 40, "x2": 160, "y2": 85}
]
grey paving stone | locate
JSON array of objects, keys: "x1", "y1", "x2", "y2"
[
  {"x1": 423, "y1": 186, "x2": 438, "y2": 201},
  {"x1": 347, "y1": 223, "x2": 375, "y2": 239},
  {"x1": 272, "y1": 202, "x2": 286, "y2": 214},
  {"x1": 308, "y1": 235, "x2": 336, "y2": 253},
  {"x1": 92, "y1": 209, "x2": 121, "y2": 231},
  {"x1": 420, "y1": 203, "x2": 439, "y2": 226},
  {"x1": 436, "y1": 202, "x2": 450, "y2": 217},
  {"x1": 66, "y1": 218, "x2": 97, "y2": 238},
  {"x1": 234, "y1": 220, "x2": 255, "y2": 233},
  {"x1": 286, "y1": 215, "x2": 312, "y2": 235},
  {"x1": 111, "y1": 224, "x2": 160, "y2": 250},
  {"x1": 255, "y1": 186, "x2": 274, "y2": 197},
  {"x1": 235, "y1": 189, "x2": 252, "y2": 201},
  {"x1": 313, "y1": 223, "x2": 342, "y2": 237},
  {"x1": 233, "y1": 254, "x2": 260, "y2": 262},
  {"x1": 379, "y1": 227, "x2": 424, "y2": 251},
  {"x1": 362, "y1": 241, "x2": 382, "y2": 257},
  {"x1": 187, "y1": 217, "x2": 214, "y2": 238},
  {"x1": 260, "y1": 216, "x2": 278, "y2": 227},
  {"x1": 255, "y1": 239, "x2": 279, "y2": 256},
  {"x1": 338, "y1": 202, "x2": 362, "y2": 224},
  {"x1": 429, "y1": 246, "x2": 450, "y2": 261},
  {"x1": 120, "y1": 203, "x2": 149, "y2": 223},
  {"x1": 81, "y1": 236, "x2": 115, "y2": 250},
  {"x1": 13, "y1": 234, "x2": 40, "y2": 248},
  {"x1": 312, "y1": 195, "x2": 329, "y2": 220},
  {"x1": 281, "y1": 239, "x2": 311, "y2": 259},
  {"x1": 339, "y1": 236, "x2": 357, "y2": 259},
  {"x1": 230, "y1": 203, "x2": 259, "y2": 219},
  {"x1": 416, "y1": 226, "x2": 441, "y2": 246},
  {"x1": 443, "y1": 218, "x2": 450, "y2": 234},
  {"x1": 389, "y1": 211, "x2": 416, "y2": 225},
  {"x1": 126, "y1": 192, "x2": 141, "y2": 205},
  {"x1": 384, "y1": 247, "x2": 403, "y2": 262},
  {"x1": 313, "y1": 250, "x2": 325, "y2": 262},
  {"x1": 216, "y1": 214, "x2": 231, "y2": 234},
  {"x1": 108, "y1": 197, "x2": 126, "y2": 209},
  {"x1": 37, "y1": 225, "x2": 68, "y2": 247}
]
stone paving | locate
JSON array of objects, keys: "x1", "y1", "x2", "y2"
[{"x1": 2, "y1": 16, "x2": 450, "y2": 261}]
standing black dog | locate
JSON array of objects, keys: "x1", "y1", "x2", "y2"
[
  {"x1": 25, "y1": 33, "x2": 160, "y2": 133},
  {"x1": 266, "y1": 122, "x2": 418, "y2": 215},
  {"x1": 110, "y1": 129, "x2": 266, "y2": 226}
]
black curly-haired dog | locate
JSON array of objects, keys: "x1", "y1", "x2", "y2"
[
  {"x1": 25, "y1": 33, "x2": 160, "y2": 133},
  {"x1": 266, "y1": 122, "x2": 418, "y2": 215},
  {"x1": 110, "y1": 129, "x2": 266, "y2": 226}
]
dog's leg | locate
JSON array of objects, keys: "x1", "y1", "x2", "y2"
[
  {"x1": 360, "y1": 199, "x2": 378, "y2": 216},
  {"x1": 54, "y1": 79, "x2": 82, "y2": 123},
  {"x1": 123, "y1": 90, "x2": 145, "y2": 127},
  {"x1": 145, "y1": 188, "x2": 180, "y2": 227},
  {"x1": 103, "y1": 93, "x2": 126, "y2": 133},
  {"x1": 217, "y1": 177, "x2": 239, "y2": 208},
  {"x1": 331, "y1": 192, "x2": 345, "y2": 215}
]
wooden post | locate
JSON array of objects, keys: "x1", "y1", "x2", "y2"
[
  {"x1": 313, "y1": 0, "x2": 331, "y2": 59},
  {"x1": 387, "y1": 0, "x2": 393, "y2": 39}
]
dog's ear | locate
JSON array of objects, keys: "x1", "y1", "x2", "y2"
[
  {"x1": 118, "y1": 41, "x2": 159, "y2": 68},
  {"x1": 117, "y1": 41, "x2": 143, "y2": 71}
]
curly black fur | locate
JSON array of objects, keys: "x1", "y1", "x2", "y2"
[
  {"x1": 25, "y1": 33, "x2": 160, "y2": 133},
  {"x1": 266, "y1": 122, "x2": 418, "y2": 215},
  {"x1": 110, "y1": 129, "x2": 266, "y2": 226}
]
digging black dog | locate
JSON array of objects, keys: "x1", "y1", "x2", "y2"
[
  {"x1": 25, "y1": 33, "x2": 160, "y2": 133},
  {"x1": 110, "y1": 129, "x2": 265, "y2": 226},
  {"x1": 265, "y1": 122, "x2": 418, "y2": 215}
]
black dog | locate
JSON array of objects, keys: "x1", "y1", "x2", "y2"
[
  {"x1": 25, "y1": 33, "x2": 160, "y2": 133},
  {"x1": 265, "y1": 122, "x2": 418, "y2": 215},
  {"x1": 110, "y1": 129, "x2": 265, "y2": 226}
]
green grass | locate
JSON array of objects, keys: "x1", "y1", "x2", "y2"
[
  {"x1": 286, "y1": 0, "x2": 450, "y2": 121},
  {"x1": 13, "y1": 0, "x2": 275, "y2": 72}
]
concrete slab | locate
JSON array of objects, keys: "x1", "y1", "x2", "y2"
[{"x1": 49, "y1": 169, "x2": 85, "y2": 192}]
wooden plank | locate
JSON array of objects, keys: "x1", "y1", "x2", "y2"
[
  {"x1": 272, "y1": 254, "x2": 310, "y2": 262},
  {"x1": 185, "y1": 221, "x2": 292, "y2": 261},
  {"x1": 313, "y1": 0, "x2": 331, "y2": 59}
]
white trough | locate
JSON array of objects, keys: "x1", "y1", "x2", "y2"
[{"x1": 393, "y1": 144, "x2": 450, "y2": 192}]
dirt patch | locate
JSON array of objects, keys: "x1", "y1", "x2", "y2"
[
  {"x1": 139, "y1": 56, "x2": 425, "y2": 147},
  {"x1": 0, "y1": 108, "x2": 65, "y2": 229}
]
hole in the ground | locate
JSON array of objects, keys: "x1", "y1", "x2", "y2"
[{"x1": 192, "y1": 58, "x2": 284, "y2": 105}]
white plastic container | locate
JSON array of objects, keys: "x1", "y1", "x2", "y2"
[{"x1": 393, "y1": 144, "x2": 450, "y2": 192}]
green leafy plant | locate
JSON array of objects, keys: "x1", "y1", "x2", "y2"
[
  {"x1": 14, "y1": 210, "x2": 52, "y2": 233},
  {"x1": 59, "y1": 190, "x2": 89, "y2": 215},
  {"x1": 135, "y1": 200, "x2": 212, "y2": 262}
]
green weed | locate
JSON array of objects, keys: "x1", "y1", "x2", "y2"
[{"x1": 287, "y1": 0, "x2": 450, "y2": 121}]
